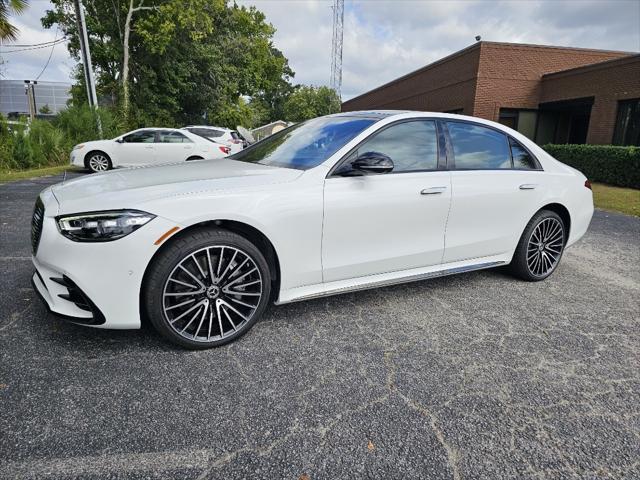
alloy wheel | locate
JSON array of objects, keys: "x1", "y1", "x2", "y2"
[
  {"x1": 162, "y1": 245, "x2": 263, "y2": 343},
  {"x1": 89, "y1": 154, "x2": 109, "y2": 172},
  {"x1": 526, "y1": 217, "x2": 564, "y2": 277}
]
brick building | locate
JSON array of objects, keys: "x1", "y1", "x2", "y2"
[{"x1": 341, "y1": 42, "x2": 640, "y2": 146}]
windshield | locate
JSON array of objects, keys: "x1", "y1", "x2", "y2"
[{"x1": 229, "y1": 116, "x2": 377, "y2": 170}]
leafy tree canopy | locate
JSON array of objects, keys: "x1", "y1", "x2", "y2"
[
  {"x1": 42, "y1": 0, "x2": 295, "y2": 128},
  {"x1": 0, "y1": 0, "x2": 28, "y2": 40},
  {"x1": 283, "y1": 85, "x2": 341, "y2": 123}
]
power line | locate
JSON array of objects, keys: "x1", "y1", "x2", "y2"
[
  {"x1": 2, "y1": 38, "x2": 64, "y2": 48},
  {"x1": 0, "y1": 39, "x2": 66, "y2": 54},
  {"x1": 35, "y1": 26, "x2": 59, "y2": 81}
]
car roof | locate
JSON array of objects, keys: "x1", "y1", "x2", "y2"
[
  {"x1": 133, "y1": 127, "x2": 185, "y2": 132},
  {"x1": 328, "y1": 110, "x2": 411, "y2": 119},
  {"x1": 183, "y1": 125, "x2": 234, "y2": 132}
]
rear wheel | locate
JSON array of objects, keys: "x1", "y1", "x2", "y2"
[
  {"x1": 510, "y1": 210, "x2": 566, "y2": 281},
  {"x1": 85, "y1": 151, "x2": 112, "y2": 173},
  {"x1": 143, "y1": 228, "x2": 271, "y2": 349}
]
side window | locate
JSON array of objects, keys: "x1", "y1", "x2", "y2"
[
  {"x1": 447, "y1": 122, "x2": 511, "y2": 169},
  {"x1": 159, "y1": 131, "x2": 191, "y2": 143},
  {"x1": 356, "y1": 120, "x2": 439, "y2": 172},
  {"x1": 123, "y1": 130, "x2": 156, "y2": 143},
  {"x1": 509, "y1": 137, "x2": 537, "y2": 169}
]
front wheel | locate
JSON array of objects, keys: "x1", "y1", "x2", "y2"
[
  {"x1": 143, "y1": 228, "x2": 271, "y2": 349},
  {"x1": 86, "y1": 151, "x2": 112, "y2": 173},
  {"x1": 510, "y1": 210, "x2": 566, "y2": 281}
]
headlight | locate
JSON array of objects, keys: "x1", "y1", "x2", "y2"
[
  {"x1": 73, "y1": 144, "x2": 85, "y2": 150},
  {"x1": 56, "y1": 210, "x2": 156, "y2": 242}
]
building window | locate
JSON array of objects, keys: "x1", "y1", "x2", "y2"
[
  {"x1": 444, "y1": 108, "x2": 464, "y2": 114},
  {"x1": 613, "y1": 99, "x2": 640, "y2": 146},
  {"x1": 498, "y1": 109, "x2": 537, "y2": 140}
]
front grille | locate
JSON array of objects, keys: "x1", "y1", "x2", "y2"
[{"x1": 31, "y1": 197, "x2": 44, "y2": 255}]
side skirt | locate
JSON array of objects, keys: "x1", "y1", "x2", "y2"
[{"x1": 276, "y1": 260, "x2": 506, "y2": 305}]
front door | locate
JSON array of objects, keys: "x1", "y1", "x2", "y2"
[
  {"x1": 322, "y1": 120, "x2": 452, "y2": 283},
  {"x1": 118, "y1": 129, "x2": 157, "y2": 167}
]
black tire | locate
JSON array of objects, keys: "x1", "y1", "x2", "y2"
[
  {"x1": 186, "y1": 156, "x2": 204, "y2": 161},
  {"x1": 143, "y1": 228, "x2": 271, "y2": 349},
  {"x1": 510, "y1": 210, "x2": 566, "y2": 281},
  {"x1": 85, "y1": 151, "x2": 112, "y2": 173}
]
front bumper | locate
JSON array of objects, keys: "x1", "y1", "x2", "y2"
[
  {"x1": 69, "y1": 150, "x2": 84, "y2": 167},
  {"x1": 32, "y1": 206, "x2": 181, "y2": 329}
]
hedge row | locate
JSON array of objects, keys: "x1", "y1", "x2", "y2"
[{"x1": 543, "y1": 144, "x2": 639, "y2": 189}]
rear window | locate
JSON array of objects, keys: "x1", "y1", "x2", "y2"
[{"x1": 189, "y1": 128, "x2": 224, "y2": 138}]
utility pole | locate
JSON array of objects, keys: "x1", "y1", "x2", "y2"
[
  {"x1": 73, "y1": 0, "x2": 102, "y2": 136},
  {"x1": 330, "y1": 0, "x2": 344, "y2": 99},
  {"x1": 24, "y1": 80, "x2": 37, "y2": 122}
]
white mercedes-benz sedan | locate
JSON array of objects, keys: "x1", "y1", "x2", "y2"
[
  {"x1": 70, "y1": 128, "x2": 231, "y2": 173},
  {"x1": 32, "y1": 111, "x2": 594, "y2": 349}
]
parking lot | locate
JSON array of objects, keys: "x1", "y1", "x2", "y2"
[{"x1": 1, "y1": 172, "x2": 638, "y2": 479}]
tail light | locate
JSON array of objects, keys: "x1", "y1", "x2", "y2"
[
  {"x1": 219, "y1": 146, "x2": 230, "y2": 154},
  {"x1": 584, "y1": 179, "x2": 592, "y2": 190}
]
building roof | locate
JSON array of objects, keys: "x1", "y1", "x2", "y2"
[
  {"x1": 343, "y1": 41, "x2": 637, "y2": 106},
  {"x1": 542, "y1": 53, "x2": 640, "y2": 79}
]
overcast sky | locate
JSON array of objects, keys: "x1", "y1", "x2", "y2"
[{"x1": 1, "y1": 0, "x2": 639, "y2": 100}]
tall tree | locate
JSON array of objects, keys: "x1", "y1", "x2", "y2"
[
  {"x1": 283, "y1": 85, "x2": 341, "y2": 123},
  {"x1": 0, "y1": 0, "x2": 28, "y2": 40},
  {"x1": 121, "y1": 0, "x2": 155, "y2": 118},
  {"x1": 42, "y1": 0, "x2": 294, "y2": 127}
]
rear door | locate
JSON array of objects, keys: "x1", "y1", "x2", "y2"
[
  {"x1": 322, "y1": 119, "x2": 452, "y2": 282},
  {"x1": 442, "y1": 121, "x2": 546, "y2": 263},
  {"x1": 118, "y1": 129, "x2": 157, "y2": 166},
  {"x1": 155, "y1": 131, "x2": 195, "y2": 163}
]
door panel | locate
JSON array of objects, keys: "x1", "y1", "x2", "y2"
[
  {"x1": 322, "y1": 171, "x2": 452, "y2": 282},
  {"x1": 156, "y1": 131, "x2": 195, "y2": 164},
  {"x1": 118, "y1": 130, "x2": 156, "y2": 166},
  {"x1": 442, "y1": 121, "x2": 547, "y2": 263},
  {"x1": 444, "y1": 169, "x2": 546, "y2": 263}
]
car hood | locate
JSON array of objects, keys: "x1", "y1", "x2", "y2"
[{"x1": 51, "y1": 159, "x2": 303, "y2": 215}]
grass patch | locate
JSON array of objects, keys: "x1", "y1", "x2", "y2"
[
  {"x1": 0, "y1": 165, "x2": 76, "y2": 184},
  {"x1": 593, "y1": 183, "x2": 640, "y2": 217}
]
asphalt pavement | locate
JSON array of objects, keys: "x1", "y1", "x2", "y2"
[{"x1": 1, "y1": 172, "x2": 639, "y2": 479}]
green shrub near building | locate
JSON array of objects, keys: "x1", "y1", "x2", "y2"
[{"x1": 543, "y1": 144, "x2": 640, "y2": 189}]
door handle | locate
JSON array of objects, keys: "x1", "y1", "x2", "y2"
[
  {"x1": 420, "y1": 186, "x2": 447, "y2": 195},
  {"x1": 519, "y1": 184, "x2": 537, "y2": 190},
  {"x1": 144, "y1": 146, "x2": 154, "y2": 149}
]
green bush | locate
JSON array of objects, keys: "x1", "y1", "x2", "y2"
[
  {"x1": 0, "y1": 106, "x2": 120, "y2": 171},
  {"x1": 543, "y1": 144, "x2": 640, "y2": 189},
  {"x1": 54, "y1": 104, "x2": 120, "y2": 145}
]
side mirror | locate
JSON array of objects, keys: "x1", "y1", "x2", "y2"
[
  {"x1": 351, "y1": 151, "x2": 394, "y2": 174},
  {"x1": 115, "y1": 138, "x2": 124, "y2": 143}
]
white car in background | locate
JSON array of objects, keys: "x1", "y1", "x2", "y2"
[
  {"x1": 182, "y1": 126, "x2": 245, "y2": 154},
  {"x1": 70, "y1": 128, "x2": 231, "y2": 173},
  {"x1": 33, "y1": 111, "x2": 594, "y2": 350}
]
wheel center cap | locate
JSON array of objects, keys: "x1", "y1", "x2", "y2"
[
  {"x1": 206, "y1": 285, "x2": 220, "y2": 299},
  {"x1": 538, "y1": 244, "x2": 545, "y2": 251}
]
